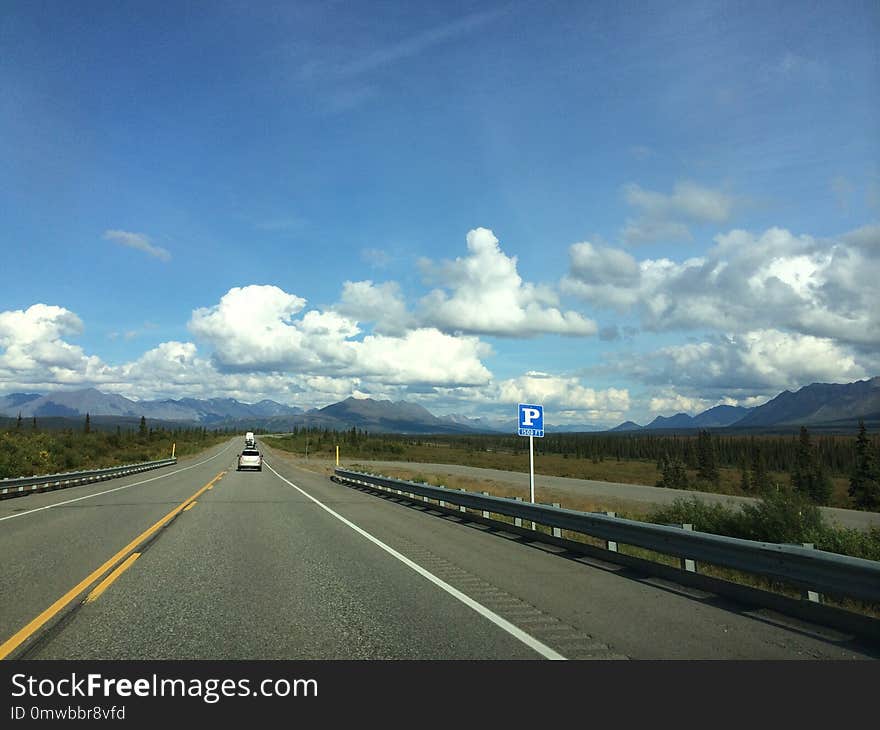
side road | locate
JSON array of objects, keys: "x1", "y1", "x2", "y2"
[{"x1": 273, "y1": 453, "x2": 880, "y2": 531}]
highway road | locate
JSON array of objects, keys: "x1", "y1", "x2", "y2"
[{"x1": 0, "y1": 438, "x2": 876, "y2": 660}]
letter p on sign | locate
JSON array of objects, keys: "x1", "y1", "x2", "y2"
[{"x1": 521, "y1": 408, "x2": 541, "y2": 426}]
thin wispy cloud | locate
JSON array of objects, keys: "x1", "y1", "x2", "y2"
[
  {"x1": 104, "y1": 230, "x2": 171, "y2": 262},
  {"x1": 629, "y1": 146, "x2": 653, "y2": 161},
  {"x1": 292, "y1": 6, "x2": 510, "y2": 114},
  {"x1": 336, "y1": 8, "x2": 506, "y2": 78},
  {"x1": 770, "y1": 51, "x2": 829, "y2": 86},
  {"x1": 109, "y1": 321, "x2": 160, "y2": 341},
  {"x1": 322, "y1": 86, "x2": 378, "y2": 114},
  {"x1": 830, "y1": 176, "x2": 854, "y2": 214},
  {"x1": 361, "y1": 247, "x2": 392, "y2": 268}
]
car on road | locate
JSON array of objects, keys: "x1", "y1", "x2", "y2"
[{"x1": 237, "y1": 448, "x2": 262, "y2": 471}]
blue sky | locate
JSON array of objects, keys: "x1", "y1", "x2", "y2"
[{"x1": 1, "y1": 0, "x2": 878, "y2": 426}]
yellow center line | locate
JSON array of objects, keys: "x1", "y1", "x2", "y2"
[
  {"x1": 183, "y1": 501, "x2": 197, "y2": 512},
  {"x1": 0, "y1": 470, "x2": 226, "y2": 660},
  {"x1": 85, "y1": 553, "x2": 140, "y2": 603}
]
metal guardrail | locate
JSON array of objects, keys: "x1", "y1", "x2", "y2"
[
  {"x1": 0, "y1": 458, "x2": 178, "y2": 499},
  {"x1": 333, "y1": 468, "x2": 880, "y2": 605}
]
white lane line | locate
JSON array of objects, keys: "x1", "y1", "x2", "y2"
[
  {"x1": 264, "y1": 461, "x2": 566, "y2": 661},
  {"x1": 0, "y1": 443, "x2": 234, "y2": 523}
]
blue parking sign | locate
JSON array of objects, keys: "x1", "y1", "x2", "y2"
[{"x1": 518, "y1": 403, "x2": 544, "y2": 437}]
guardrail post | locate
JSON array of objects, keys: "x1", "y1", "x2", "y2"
[
  {"x1": 481, "y1": 492, "x2": 490, "y2": 519},
  {"x1": 514, "y1": 497, "x2": 523, "y2": 527},
  {"x1": 801, "y1": 543, "x2": 821, "y2": 602},
  {"x1": 552, "y1": 503, "x2": 562, "y2": 538},
  {"x1": 460, "y1": 489, "x2": 466, "y2": 514},
  {"x1": 604, "y1": 512, "x2": 618, "y2": 552},
  {"x1": 681, "y1": 524, "x2": 696, "y2": 572}
]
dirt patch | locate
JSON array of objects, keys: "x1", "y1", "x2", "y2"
[{"x1": 261, "y1": 445, "x2": 337, "y2": 477}]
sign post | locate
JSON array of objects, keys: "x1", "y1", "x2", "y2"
[{"x1": 517, "y1": 404, "x2": 544, "y2": 529}]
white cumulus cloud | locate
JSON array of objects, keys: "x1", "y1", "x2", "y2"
[
  {"x1": 562, "y1": 242, "x2": 643, "y2": 310},
  {"x1": 563, "y1": 225, "x2": 880, "y2": 349},
  {"x1": 336, "y1": 280, "x2": 414, "y2": 336},
  {"x1": 496, "y1": 372, "x2": 630, "y2": 414},
  {"x1": 189, "y1": 284, "x2": 492, "y2": 386},
  {"x1": 617, "y1": 329, "x2": 870, "y2": 399},
  {"x1": 419, "y1": 228, "x2": 597, "y2": 337},
  {"x1": 0, "y1": 304, "x2": 100, "y2": 376},
  {"x1": 189, "y1": 285, "x2": 316, "y2": 372},
  {"x1": 648, "y1": 391, "x2": 716, "y2": 414}
]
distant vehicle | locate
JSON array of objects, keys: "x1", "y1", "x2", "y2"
[
  {"x1": 237, "y1": 448, "x2": 262, "y2": 471},
  {"x1": 245, "y1": 431, "x2": 255, "y2": 447}
]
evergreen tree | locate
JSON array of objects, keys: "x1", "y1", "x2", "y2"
[
  {"x1": 740, "y1": 460, "x2": 752, "y2": 493},
  {"x1": 811, "y1": 461, "x2": 833, "y2": 505},
  {"x1": 791, "y1": 426, "x2": 833, "y2": 505},
  {"x1": 139, "y1": 415, "x2": 147, "y2": 438},
  {"x1": 655, "y1": 455, "x2": 669, "y2": 487},
  {"x1": 849, "y1": 420, "x2": 880, "y2": 510},
  {"x1": 751, "y1": 447, "x2": 770, "y2": 492},
  {"x1": 84, "y1": 413, "x2": 91, "y2": 434},
  {"x1": 657, "y1": 454, "x2": 689, "y2": 489},
  {"x1": 792, "y1": 427, "x2": 811, "y2": 495},
  {"x1": 31, "y1": 416, "x2": 37, "y2": 431},
  {"x1": 16, "y1": 412, "x2": 22, "y2": 430},
  {"x1": 696, "y1": 430, "x2": 720, "y2": 484}
]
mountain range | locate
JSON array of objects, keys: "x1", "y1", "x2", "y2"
[
  {"x1": 0, "y1": 389, "x2": 488, "y2": 435},
  {"x1": 612, "y1": 404, "x2": 753, "y2": 431},
  {"x1": 0, "y1": 388, "x2": 303, "y2": 424},
  {"x1": 610, "y1": 377, "x2": 880, "y2": 432},
  {"x1": 1, "y1": 376, "x2": 878, "y2": 434}
]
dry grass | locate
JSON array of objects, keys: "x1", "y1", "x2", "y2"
[
  {"x1": 268, "y1": 437, "x2": 857, "y2": 506},
  {"x1": 346, "y1": 463, "x2": 654, "y2": 519}
]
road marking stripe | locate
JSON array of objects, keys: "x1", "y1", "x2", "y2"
[
  {"x1": 85, "y1": 553, "x2": 140, "y2": 603},
  {"x1": 0, "y1": 443, "x2": 232, "y2": 523},
  {"x1": 0, "y1": 471, "x2": 225, "y2": 660},
  {"x1": 264, "y1": 461, "x2": 566, "y2": 661},
  {"x1": 183, "y1": 502, "x2": 197, "y2": 512}
]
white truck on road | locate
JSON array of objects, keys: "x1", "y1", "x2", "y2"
[{"x1": 245, "y1": 431, "x2": 255, "y2": 448}]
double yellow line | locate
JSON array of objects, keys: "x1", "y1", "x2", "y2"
[{"x1": 0, "y1": 471, "x2": 225, "y2": 660}]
